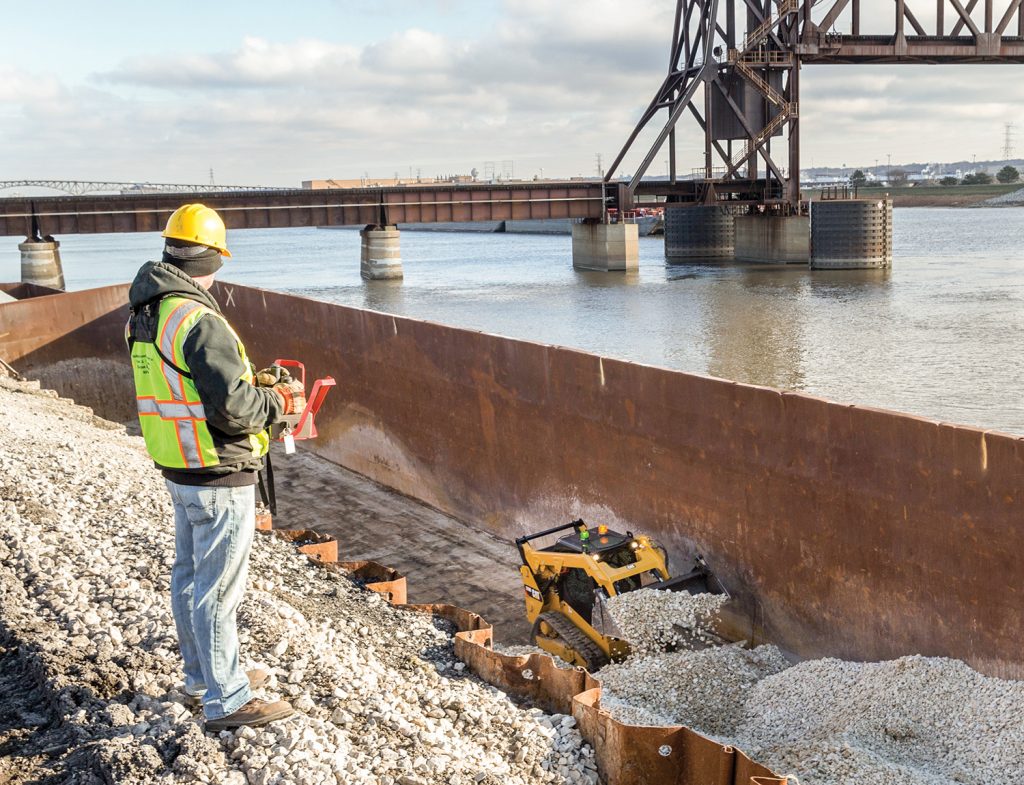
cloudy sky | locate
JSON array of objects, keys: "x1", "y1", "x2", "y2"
[{"x1": 1, "y1": 0, "x2": 1021, "y2": 187}]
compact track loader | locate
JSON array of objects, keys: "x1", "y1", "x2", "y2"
[{"x1": 516, "y1": 519, "x2": 726, "y2": 671}]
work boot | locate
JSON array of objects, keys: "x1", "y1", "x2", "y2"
[
  {"x1": 184, "y1": 668, "x2": 272, "y2": 708},
  {"x1": 204, "y1": 698, "x2": 295, "y2": 731}
]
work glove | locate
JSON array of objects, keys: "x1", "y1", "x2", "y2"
[
  {"x1": 272, "y1": 378, "x2": 306, "y2": 415},
  {"x1": 255, "y1": 364, "x2": 290, "y2": 387}
]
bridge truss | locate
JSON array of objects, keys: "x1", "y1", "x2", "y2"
[
  {"x1": 0, "y1": 180, "x2": 286, "y2": 196},
  {"x1": 606, "y1": 0, "x2": 1024, "y2": 210}
]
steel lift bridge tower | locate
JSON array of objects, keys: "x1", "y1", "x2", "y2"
[{"x1": 604, "y1": 0, "x2": 1024, "y2": 266}]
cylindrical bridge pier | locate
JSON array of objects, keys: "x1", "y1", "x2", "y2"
[
  {"x1": 665, "y1": 206, "x2": 735, "y2": 261},
  {"x1": 19, "y1": 238, "x2": 65, "y2": 290},
  {"x1": 810, "y1": 199, "x2": 893, "y2": 270},
  {"x1": 360, "y1": 225, "x2": 403, "y2": 280}
]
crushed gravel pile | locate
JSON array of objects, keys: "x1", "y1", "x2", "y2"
[
  {"x1": 980, "y1": 186, "x2": 1024, "y2": 205},
  {"x1": 597, "y1": 591, "x2": 1024, "y2": 784},
  {"x1": 599, "y1": 645, "x2": 790, "y2": 732},
  {"x1": 734, "y1": 655, "x2": 1024, "y2": 785},
  {"x1": 0, "y1": 376, "x2": 598, "y2": 785},
  {"x1": 604, "y1": 587, "x2": 727, "y2": 656}
]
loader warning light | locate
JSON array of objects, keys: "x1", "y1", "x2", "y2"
[{"x1": 597, "y1": 524, "x2": 608, "y2": 535}]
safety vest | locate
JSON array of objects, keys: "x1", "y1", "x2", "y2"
[{"x1": 127, "y1": 296, "x2": 269, "y2": 470}]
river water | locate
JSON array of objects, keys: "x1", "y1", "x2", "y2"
[{"x1": 3, "y1": 207, "x2": 1022, "y2": 436}]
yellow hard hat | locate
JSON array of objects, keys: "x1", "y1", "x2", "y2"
[{"x1": 162, "y1": 203, "x2": 232, "y2": 257}]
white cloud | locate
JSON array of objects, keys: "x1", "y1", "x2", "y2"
[{"x1": 0, "y1": 3, "x2": 1022, "y2": 184}]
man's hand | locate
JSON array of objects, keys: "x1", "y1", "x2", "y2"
[
  {"x1": 255, "y1": 365, "x2": 289, "y2": 387},
  {"x1": 272, "y1": 378, "x2": 306, "y2": 415}
]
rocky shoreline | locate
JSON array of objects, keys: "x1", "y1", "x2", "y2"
[{"x1": 0, "y1": 376, "x2": 597, "y2": 785}]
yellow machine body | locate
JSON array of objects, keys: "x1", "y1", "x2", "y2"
[{"x1": 517, "y1": 521, "x2": 686, "y2": 671}]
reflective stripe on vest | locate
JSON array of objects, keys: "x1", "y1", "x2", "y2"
[
  {"x1": 136, "y1": 395, "x2": 208, "y2": 465},
  {"x1": 158, "y1": 300, "x2": 207, "y2": 467},
  {"x1": 136, "y1": 397, "x2": 207, "y2": 419},
  {"x1": 159, "y1": 300, "x2": 200, "y2": 399}
]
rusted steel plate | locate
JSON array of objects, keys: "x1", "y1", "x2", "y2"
[
  {"x1": 338, "y1": 561, "x2": 408, "y2": 605},
  {"x1": 572, "y1": 690, "x2": 784, "y2": 785},
  {"x1": 0, "y1": 282, "x2": 64, "y2": 300},
  {"x1": 273, "y1": 529, "x2": 339, "y2": 564},
  {"x1": 0, "y1": 284, "x2": 129, "y2": 365},
  {"x1": 2, "y1": 282, "x2": 1021, "y2": 680},
  {"x1": 456, "y1": 637, "x2": 595, "y2": 718},
  {"x1": 205, "y1": 282, "x2": 1022, "y2": 679}
]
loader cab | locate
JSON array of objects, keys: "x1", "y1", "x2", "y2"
[
  {"x1": 541, "y1": 526, "x2": 635, "y2": 557},
  {"x1": 539, "y1": 526, "x2": 644, "y2": 620}
]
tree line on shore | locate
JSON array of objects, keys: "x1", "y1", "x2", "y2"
[{"x1": 848, "y1": 166, "x2": 1020, "y2": 188}]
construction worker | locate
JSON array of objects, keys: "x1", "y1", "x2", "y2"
[{"x1": 126, "y1": 204, "x2": 304, "y2": 731}]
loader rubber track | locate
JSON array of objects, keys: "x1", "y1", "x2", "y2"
[{"x1": 532, "y1": 611, "x2": 611, "y2": 672}]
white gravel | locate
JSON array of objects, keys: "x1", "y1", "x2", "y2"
[
  {"x1": 597, "y1": 592, "x2": 1024, "y2": 784},
  {"x1": 599, "y1": 645, "x2": 790, "y2": 733},
  {"x1": 979, "y1": 186, "x2": 1024, "y2": 205},
  {"x1": 604, "y1": 588, "x2": 727, "y2": 656},
  {"x1": 735, "y1": 655, "x2": 1024, "y2": 785},
  {"x1": 0, "y1": 376, "x2": 598, "y2": 785}
]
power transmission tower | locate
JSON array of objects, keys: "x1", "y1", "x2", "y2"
[
  {"x1": 595, "y1": 153, "x2": 604, "y2": 178},
  {"x1": 1003, "y1": 123, "x2": 1016, "y2": 160}
]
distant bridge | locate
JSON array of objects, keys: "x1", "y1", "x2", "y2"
[{"x1": 0, "y1": 180, "x2": 287, "y2": 196}]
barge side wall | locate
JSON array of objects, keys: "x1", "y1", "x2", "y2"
[{"x1": 2, "y1": 282, "x2": 1021, "y2": 679}]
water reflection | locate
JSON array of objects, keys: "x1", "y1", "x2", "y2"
[
  {"x1": 807, "y1": 268, "x2": 892, "y2": 300},
  {"x1": 701, "y1": 265, "x2": 808, "y2": 391},
  {"x1": 362, "y1": 279, "x2": 406, "y2": 311},
  {"x1": 573, "y1": 268, "x2": 641, "y2": 288}
]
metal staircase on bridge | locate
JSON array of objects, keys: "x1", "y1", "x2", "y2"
[
  {"x1": 738, "y1": 0, "x2": 798, "y2": 53},
  {"x1": 722, "y1": 0, "x2": 800, "y2": 176},
  {"x1": 729, "y1": 58, "x2": 787, "y2": 106},
  {"x1": 731, "y1": 103, "x2": 800, "y2": 170}
]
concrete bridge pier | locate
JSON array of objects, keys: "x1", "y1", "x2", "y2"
[
  {"x1": 571, "y1": 221, "x2": 639, "y2": 272},
  {"x1": 360, "y1": 225, "x2": 403, "y2": 280},
  {"x1": 19, "y1": 237, "x2": 65, "y2": 290},
  {"x1": 734, "y1": 214, "x2": 810, "y2": 264}
]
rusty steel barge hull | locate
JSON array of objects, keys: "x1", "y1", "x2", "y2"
[{"x1": 1, "y1": 281, "x2": 1021, "y2": 682}]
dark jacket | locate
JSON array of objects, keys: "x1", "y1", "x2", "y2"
[{"x1": 127, "y1": 261, "x2": 283, "y2": 486}]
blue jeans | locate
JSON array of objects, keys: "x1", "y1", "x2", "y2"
[{"x1": 166, "y1": 480, "x2": 254, "y2": 720}]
